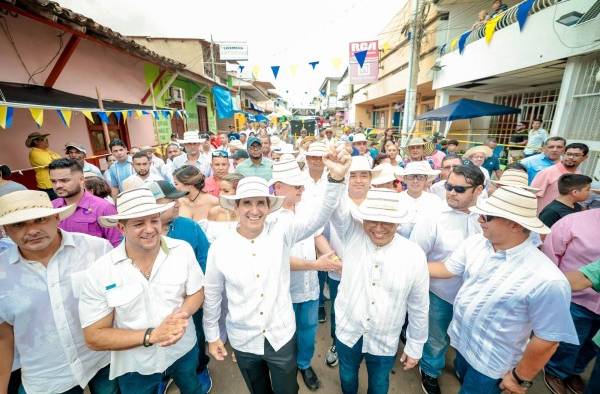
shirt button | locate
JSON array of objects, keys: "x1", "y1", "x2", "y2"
[
  {"x1": 372, "y1": 282, "x2": 375, "y2": 286},
  {"x1": 375, "y1": 265, "x2": 379, "y2": 268},
  {"x1": 260, "y1": 293, "x2": 264, "y2": 297},
  {"x1": 252, "y1": 253, "x2": 256, "y2": 256},
  {"x1": 260, "y1": 312, "x2": 263, "y2": 315},
  {"x1": 262, "y1": 329, "x2": 266, "y2": 334},
  {"x1": 256, "y1": 274, "x2": 260, "y2": 278},
  {"x1": 371, "y1": 301, "x2": 375, "y2": 305},
  {"x1": 367, "y1": 318, "x2": 370, "y2": 321},
  {"x1": 251, "y1": 240, "x2": 255, "y2": 244}
]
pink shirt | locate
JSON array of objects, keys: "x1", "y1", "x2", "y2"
[
  {"x1": 429, "y1": 150, "x2": 446, "y2": 170},
  {"x1": 531, "y1": 163, "x2": 578, "y2": 213},
  {"x1": 203, "y1": 176, "x2": 220, "y2": 197},
  {"x1": 542, "y1": 209, "x2": 600, "y2": 314},
  {"x1": 52, "y1": 191, "x2": 121, "y2": 247}
]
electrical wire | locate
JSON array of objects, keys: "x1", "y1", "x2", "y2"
[{"x1": 0, "y1": 15, "x2": 36, "y2": 83}]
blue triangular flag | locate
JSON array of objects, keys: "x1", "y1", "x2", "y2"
[
  {"x1": 56, "y1": 110, "x2": 68, "y2": 127},
  {"x1": 97, "y1": 111, "x2": 110, "y2": 123},
  {"x1": 271, "y1": 65, "x2": 280, "y2": 79},
  {"x1": 439, "y1": 44, "x2": 447, "y2": 55},
  {"x1": 458, "y1": 30, "x2": 471, "y2": 55},
  {"x1": 354, "y1": 50, "x2": 368, "y2": 68},
  {"x1": 152, "y1": 111, "x2": 160, "y2": 120},
  {"x1": 114, "y1": 111, "x2": 122, "y2": 122},
  {"x1": 175, "y1": 110, "x2": 182, "y2": 119},
  {"x1": 127, "y1": 110, "x2": 134, "y2": 118},
  {"x1": 239, "y1": 65, "x2": 245, "y2": 73},
  {"x1": 308, "y1": 61, "x2": 319, "y2": 70},
  {"x1": 6, "y1": 107, "x2": 14, "y2": 128},
  {"x1": 517, "y1": 0, "x2": 535, "y2": 31}
]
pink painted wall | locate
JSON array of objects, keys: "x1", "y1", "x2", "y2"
[{"x1": 0, "y1": 13, "x2": 156, "y2": 171}]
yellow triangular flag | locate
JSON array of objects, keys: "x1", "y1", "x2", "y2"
[
  {"x1": 81, "y1": 110, "x2": 95, "y2": 123},
  {"x1": 121, "y1": 111, "x2": 128, "y2": 122},
  {"x1": 251, "y1": 65, "x2": 260, "y2": 79},
  {"x1": 0, "y1": 106, "x2": 7, "y2": 129},
  {"x1": 485, "y1": 14, "x2": 503, "y2": 44},
  {"x1": 29, "y1": 108, "x2": 44, "y2": 127},
  {"x1": 450, "y1": 37, "x2": 459, "y2": 51},
  {"x1": 59, "y1": 109, "x2": 72, "y2": 127},
  {"x1": 382, "y1": 42, "x2": 391, "y2": 54},
  {"x1": 331, "y1": 57, "x2": 342, "y2": 71},
  {"x1": 135, "y1": 110, "x2": 143, "y2": 119},
  {"x1": 290, "y1": 64, "x2": 298, "y2": 77}
]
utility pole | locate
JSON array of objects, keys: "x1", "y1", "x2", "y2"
[
  {"x1": 401, "y1": 0, "x2": 424, "y2": 145},
  {"x1": 210, "y1": 35, "x2": 217, "y2": 80}
]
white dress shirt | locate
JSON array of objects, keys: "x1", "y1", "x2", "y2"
[
  {"x1": 203, "y1": 182, "x2": 344, "y2": 354},
  {"x1": 326, "y1": 197, "x2": 360, "y2": 282},
  {"x1": 410, "y1": 205, "x2": 481, "y2": 303},
  {"x1": 172, "y1": 153, "x2": 211, "y2": 176},
  {"x1": 445, "y1": 234, "x2": 579, "y2": 378},
  {"x1": 398, "y1": 191, "x2": 444, "y2": 238},
  {"x1": 330, "y1": 199, "x2": 430, "y2": 357},
  {"x1": 78, "y1": 237, "x2": 205, "y2": 379},
  {"x1": 0, "y1": 231, "x2": 112, "y2": 394}
]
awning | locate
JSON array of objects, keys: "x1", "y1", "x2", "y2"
[{"x1": 416, "y1": 98, "x2": 520, "y2": 121}]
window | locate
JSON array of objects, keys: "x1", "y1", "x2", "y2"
[{"x1": 86, "y1": 113, "x2": 130, "y2": 155}]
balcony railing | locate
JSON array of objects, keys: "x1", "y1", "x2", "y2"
[{"x1": 442, "y1": 0, "x2": 559, "y2": 54}]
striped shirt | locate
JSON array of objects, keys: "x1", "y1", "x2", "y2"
[
  {"x1": 202, "y1": 182, "x2": 344, "y2": 354},
  {"x1": 445, "y1": 234, "x2": 579, "y2": 379},
  {"x1": 330, "y1": 198, "x2": 429, "y2": 357}
]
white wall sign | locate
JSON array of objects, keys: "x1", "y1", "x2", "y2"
[{"x1": 219, "y1": 42, "x2": 249, "y2": 60}]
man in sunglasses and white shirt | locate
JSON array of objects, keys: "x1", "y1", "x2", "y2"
[{"x1": 410, "y1": 164, "x2": 484, "y2": 394}]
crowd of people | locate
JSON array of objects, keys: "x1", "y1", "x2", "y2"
[{"x1": 0, "y1": 122, "x2": 598, "y2": 394}]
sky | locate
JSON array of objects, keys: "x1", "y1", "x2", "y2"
[{"x1": 57, "y1": 0, "x2": 403, "y2": 106}]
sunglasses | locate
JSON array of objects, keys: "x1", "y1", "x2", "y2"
[
  {"x1": 444, "y1": 182, "x2": 476, "y2": 193},
  {"x1": 405, "y1": 174, "x2": 427, "y2": 181},
  {"x1": 211, "y1": 150, "x2": 229, "y2": 158},
  {"x1": 479, "y1": 214, "x2": 496, "y2": 223}
]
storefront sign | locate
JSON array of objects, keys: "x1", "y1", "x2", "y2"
[{"x1": 348, "y1": 40, "x2": 379, "y2": 84}]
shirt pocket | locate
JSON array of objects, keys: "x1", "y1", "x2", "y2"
[
  {"x1": 71, "y1": 211, "x2": 100, "y2": 234},
  {"x1": 106, "y1": 282, "x2": 144, "y2": 311}
]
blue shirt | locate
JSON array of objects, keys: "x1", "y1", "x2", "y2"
[
  {"x1": 166, "y1": 216, "x2": 210, "y2": 272},
  {"x1": 520, "y1": 153, "x2": 555, "y2": 184},
  {"x1": 482, "y1": 156, "x2": 500, "y2": 176},
  {"x1": 108, "y1": 157, "x2": 134, "y2": 192}
]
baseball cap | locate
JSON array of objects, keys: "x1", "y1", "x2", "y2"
[
  {"x1": 232, "y1": 150, "x2": 249, "y2": 160},
  {"x1": 247, "y1": 136, "x2": 262, "y2": 146},
  {"x1": 65, "y1": 143, "x2": 87, "y2": 154},
  {"x1": 147, "y1": 180, "x2": 188, "y2": 200}
]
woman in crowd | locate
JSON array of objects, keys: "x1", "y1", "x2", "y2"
[
  {"x1": 84, "y1": 173, "x2": 114, "y2": 203},
  {"x1": 384, "y1": 140, "x2": 402, "y2": 167},
  {"x1": 206, "y1": 173, "x2": 244, "y2": 230},
  {"x1": 173, "y1": 165, "x2": 219, "y2": 229},
  {"x1": 463, "y1": 145, "x2": 493, "y2": 189}
]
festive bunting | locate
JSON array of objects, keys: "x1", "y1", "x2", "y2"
[
  {"x1": 382, "y1": 42, "x2": 391, "y2": 54},
  {"x1": 152, "y1": 111, "x2": 160, "y2": 120},
  {"x1": 308, "y1": 61, "x2": 319, "y2": 70},
  {"x1": 290, "y1": 64, "x2": 298, "y2": 77},
  {"x1": 122, "y1": 111, "x2": 128, "y2": 122},
  {"x1": 0, "y1": 106, "x2": 14, "y2": 129},
  {"x1": 81, "y1": 110, "x2": 94, "y2": 123},
  {"x1": 450, "y1": 37, "x2": 459, "y2": 51},
  {"x1": 29, "y1": 108, "x2": 44, "y2": 127},
  {"x1": 162, "y1": 110, "x2": 171, "y2": 119},
  {"x1": 239, "y1": 65, "x2": 245, "y2": 73},
  {"x1": 331, "y1": 57, "x2": 342, "y2": 71},
  {"x1": 135, "y1": 110, "x2": 143, "y2": 119},
  {"x1": 485, "y1": 14, "x2": 503, "y2": 44},
  {"x1": 57, "y1": 109, "x2": 72, "y2": 127},
  {"x1": 251, "y1": 65, "x2": 260, "y2": 79},
  {"x1": 354, "y1": 50, "x2": 368, "y2": 68},
  {"x1": 458, "y1": 30, "x2": 471, "y2": 54},
  {"x1": 97, "y1": 111, "x2": 109, "y2": 123},
  {"x1": 517, "y1": 0, "x2": 535, "y2": 31},
  {"x1": 113, "y1": 111, "x2": 121, "y2": 123},
  {"x1": 271, "y1": 65, "x2": 280, "y2": 79}
]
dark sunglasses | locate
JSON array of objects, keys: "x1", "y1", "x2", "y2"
[
  {"x1": 211, "y1": 150, "x2": 229, "y2": 158},
  {"x1": 479, "y1": 214, "x2": 496, "y2": 222},
  {"x1": 444, "y1": 182, "x2": 476, "y2": 193}
]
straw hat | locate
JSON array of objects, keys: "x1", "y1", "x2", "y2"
[
  {"x1": 349, "y1": 156, "x2": 374, "y2": 173},
  {"x1": 25, "y1": 132, "x2": 50, "y2": 148},
  {"x1": 463, "y1": 145, "x2": 493, "y2": 159},
  {"x1": 404, "y1": 137, "x2": 435, "y2": 156},
  {"x1": 371, "y1": 163, "x2": 400, "y2": 186},
  {"x1": 469, "y1": 186, "x2": 550, "y2": 234},
  {"x1": 229, "y1": 139, "x2": 244, "y2": 150},
  {"x1": 304, "y1": 141, "x2": 328, "y2": 157},
  {"x1": 99, "y1": 187, "x2": 175, "y2": 227},
  {"x1": 270, "y1": 135, "x2": 283, "y2": 148},
  {"x1": 177, "y1": 131, "x2": 206, "y2": 144},
  {"x1": 220, "y1": 176, "x2": 284, "y2": 212},
  {"x1": 0, "y1": 190, "x2": 75, "y2": 226},
  {"x1": 352, "y1": 133, "x2": 368, "y2": 143},
  {"x1": 491, "y1": 169, "x2": 540, "y2": 192},
  {"x1": 355, "y1": 187, "x2": 409, "y2": 224},
  {"x1": 268, "y1": 157, "x2": 308, "y2": 187},
  {"x1": 273, "y1": 143, "x2": 298, "y2": 155},
  {"x1": 399, "y1": 160, "x2": 440, "y2": 181}
]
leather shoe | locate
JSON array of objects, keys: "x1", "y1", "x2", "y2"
[
  {"x1": 299, "y1": 366, "x2": 320, "y2": 391},
  {"x1": 544, "y1": 372, "x2": 567, "y2": 394},
  {"x1": 565, "y1": 375, "x2": 585, "y2": 394}
]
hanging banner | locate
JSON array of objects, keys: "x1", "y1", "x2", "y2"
[
  {"x1": 458, "y1": 30, "x2": 471, "y2": 54},
  {"x1": 271, "y1": 65, "x2": 280, "y2": 79},
  {"x1": 485, "y1": 14, "x2": 503, "y2": 44},
  {"x1": 0, "y1": 106, "x2": 14, "y2": 129},
  {"x1": 349, "y1": 40, "x2": 379, "y2": 84},
  {"x1": 218, "y1": 42, "x2": 249, "y2": 61},
  {"x1": 29, "y1": 108, "x2": 44, "y2": 127},
  {"x1": 57, "y1": 109, "x2": 72, "y2": 127},
  {"x1": 517, "y1": 0, "x2": 535, "y2": 31}
]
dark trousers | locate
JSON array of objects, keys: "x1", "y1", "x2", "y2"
[
  {"x1": 318, "y1": 271, "x2": 327, "y2": 307},
  {"x1": 19, "y1": 365, "x2": 117, "y2": 394},
  {"x1": 39, "y1": 188, "x2": 58, "y2": 200},
  {"x1": 8, "y1": 370, "x2": 21, "y2": 394},
  {"x1": 192, "y1": 308, "x2": 211, "y2": 372},
  {"x1": 233, "y1": 337, "x2": 299, "y2": 394}
]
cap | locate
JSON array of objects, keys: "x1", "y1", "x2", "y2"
[
  {"x1": 247, "y1": 136, "x2": 262, "y2": 146},
  {"x1": 65, "y1": 143, "x2": 87, "y2": 154}
]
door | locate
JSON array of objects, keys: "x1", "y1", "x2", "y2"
[
  {"x1": 86, "y1": 113, "x2": 130, "y2": 155},
  {"x1": 170, "y1": 104, "x2": 186, "y2": 138},
  {"x1": 197, "y1": 105, "x2": 209, "y2": 132}
]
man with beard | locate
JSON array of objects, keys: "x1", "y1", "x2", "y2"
[
  {"x1": 410, "y1": 164, "x2": 484, "y2": 394},
  {"x1": 49, "y1": 158, "x2": 121, "y2": 246},
  {"x1": 122, "y1": 152, "x2": 165, "y2": 190},
  {"x1": 235, "y1": 136, "x2": 273, "y2": 181},
  {"x1": 532, "y1": 143, "x2": 589, "y2": 213},
  {"x1": 520, "y1": 137, "x2": 566, "y2": 184}
]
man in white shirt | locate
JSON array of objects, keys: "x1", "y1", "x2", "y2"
[
  {"x1": 352, "y1": 133, "x2": 373, "y2": 167},
  {"x1": 0, "y1": 190, "x2": 115, "y2": 394},
  {"x1": 122, "y1": 152, "x2": 165, "y2": 190},
  {"x1": 428, "y1": 186, "x2": 578, "y2": 394},
  {"x1": 330, "y1": 187, "x2": 429, "y2": 394},
  {"x1": 524, "y1": 119, "x2": 549, "y2": 157},
  {"x1": 78, "y1": 187, "x2": 205, "y2": 392},
  {"x1": 410, "y1": 164, "x2": 484, "y2": 394},
  {"x1": 323, "y1": 128, "x2": 337, "y2": 147},
  {"x1": 203, "y1": 146, "x2": 351, "y2": 394},
  {"x1": 173, "y1": 131, "x2": 212, "y2": 176},
  {"x1": 270, "y1": 158, "x2": 342, "y2": 390}
]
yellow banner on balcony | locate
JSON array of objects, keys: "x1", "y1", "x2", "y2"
[{"x1": 485, "y1": 14, "x2": 503, "y2": 44}]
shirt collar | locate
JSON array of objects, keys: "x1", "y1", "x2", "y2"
[
  {"x1": 112, "y1": 236, "x2": 171, "y2": 264},
  {"x1": 486, "y1": 236, "x2": 532, "y2": 259}
]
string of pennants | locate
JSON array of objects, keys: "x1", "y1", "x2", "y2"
[
  {"x1": 442, "y1": 0, "x2": 535, "y2": 55},
  {"x1": 238, "y1": 41, "x2": 391, "y2": 80},
  {"x1": 0, "y1": 105, "x2": 188, "y2": 129}
]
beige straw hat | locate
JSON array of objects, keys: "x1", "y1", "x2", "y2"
[
  {"x1": 268, "y1": 157, "x2": 309, "y2": 187},
  {"x1": 352, "y1": 133, "x2": 368, "y2": 143},
  {"x1": 403, "y1": 137, "x2": 435, "y2": 157},
  {"x1": 0, "y1": 190, "x2": 75, "y2": 226},
  {"x1": 463, "y1": 145, "x2": 493, "y2": 159},
  {"x1": 99, "y1": 187, "x2": 175, "y2": 227},
  {"x1": 220, "y1": 176, "x2": 284, "y2": 212},
  {"x1": 469, "y1": 185, "x2": 550, "y2": 234},
  {"x1": 371, "y1": 163, "x2": 400, "y2": 186},
  {"x1": 491, "y1": 169, "x2": 540, "y2": 192},
  {"x1": 355, "y1": 187, "x2": 409, "y2": 224},
  {"x1": 304, "y1": 141, "x2": 328, "y2": 157}
]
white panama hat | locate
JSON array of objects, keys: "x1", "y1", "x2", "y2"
[
  {"x1": 272, "y1": 143, "x2": 298, "y2": 155},
  {"x1": 352, "y1": 133, "x2": 368, "y2": 143},
  {"x1": 268, "y1": 157, "x2": 309, "y2": 187},
  {"x1": 0, "y1": 190, "x2": 75, "y2": 226},
  {"x1": 491, "y1": 169, "x2": 540, "y2": 192},
  {"x1": 304, "y1": 141, "x2": 328, "y2": 157},
  {"x1": 371, "y1": 163, "x2": 400, "y2": 186},
  {"x1": 220, "y1": 176, "x2": 284, "y2": 212},
  {"x1": 349, "y1": 156, "x2": 374, "y2": 173},
  {"x1": 399, "y1": 160, "x2": 440, "y2": 181},
  {"x1": 177, "y1": 130, "x2": 206, "y2": 144},
  {"x1": 99, "y1": 187, "x2": 175, "y2": 227},
  {"x1": 469, "y1": 185, "x2": 550, "y2": 234},
  {"x1": 229, "y1": 139, "x2": 244, "y2": 150},
  {"x1": 355, "y1": 187, "x2": 409, "y2": 224}
]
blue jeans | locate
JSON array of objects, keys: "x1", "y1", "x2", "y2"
[
  {"x1": 293, "y1": 299, "x2": 319, "y2": 369},
  {"x1": 454, "y1": 352, "x2": 501, "y2": 394},
  {"x1": 327, "y1": 277, "x2": 340, "y2": 342},
  {"x1": 545, "y1": 302, "x2": 600, "y2": 379},
  {"x1": 336, "y1": 337, "x2": 396, "y2": 394},
  {"x1": 117, "y1": 346, "x2": 201, "y2": 394},
  {"x1": 421, "y1": 292, "x2": 453, "y2": 378},
  {"x1": 19, "y1": 365, "x2": 117, "y2": 394},
  {"x1": 192, "y1": 308, "x2": 211, "y2": 372},
  {"x1": 318, "y1": 271, "x2": 327, "y2": 307}
]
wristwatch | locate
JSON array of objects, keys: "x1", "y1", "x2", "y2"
[
  {"x1": 512, "y1": 368, "x2": 533, "y2": 388},
  {"x1": 327, "y1": 175, "x2": 344, "y2": 183}
]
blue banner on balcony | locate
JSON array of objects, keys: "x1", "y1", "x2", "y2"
[
  {"x1": 212, "y1": 86, "x2": 234, "y2": 119},
  {"x1": 517, "y1": 0, "x2": 535, "y2": 31},
  {"x1": 458, "y1": 30, "x2": 471, "y2": 54}
]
